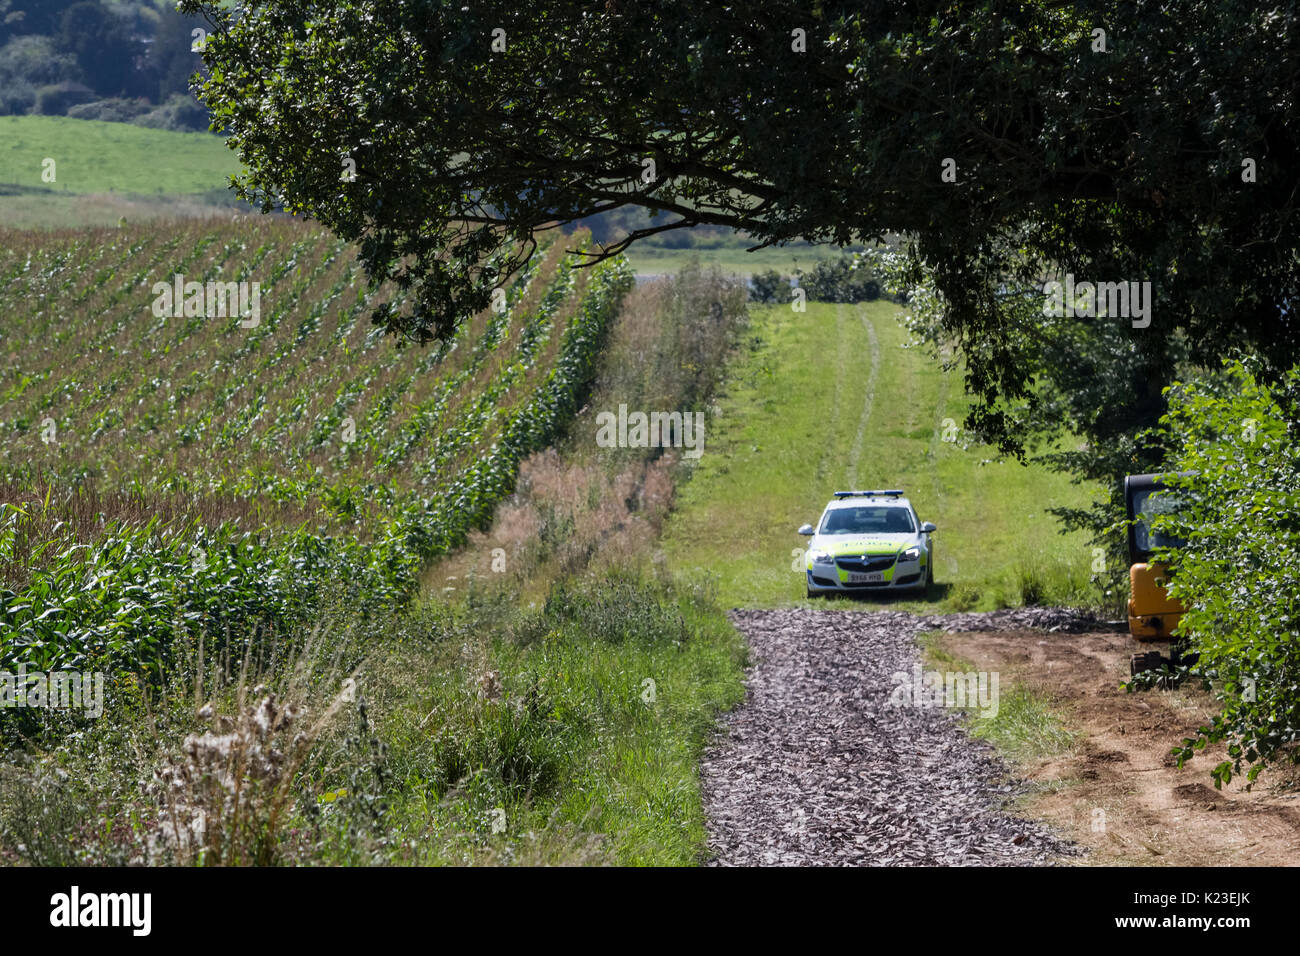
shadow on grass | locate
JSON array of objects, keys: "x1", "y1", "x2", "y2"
[{"x1": 807, "y1": 581, "x2": 953, "y2": 606}]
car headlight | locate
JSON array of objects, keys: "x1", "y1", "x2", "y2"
[
  {"x1": 809, "y1": 550, "x2": 835, "y2": 565},
  {"x1": 901, "y1": 546, "x2": 922, "y2": 562}
]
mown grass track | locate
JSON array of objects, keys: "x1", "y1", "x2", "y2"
[{"x1": 661, "y1": 301, "x2": 1101, "y2": 611}]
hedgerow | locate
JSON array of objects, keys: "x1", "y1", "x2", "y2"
[{"x1": 1155, "y1": 360, "x2": 1300, "y2": 786}]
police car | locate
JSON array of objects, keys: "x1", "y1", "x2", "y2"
[{"x1": 798, "y1": 490, "x2": 937, "y2": 597}]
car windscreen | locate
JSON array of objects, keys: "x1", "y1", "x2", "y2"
[
  {"x1": 819, "y1": 506, "x2": 915, "y2": 535},
  {"x1": 1132, "y1": 488, "x2": 1187, "y2": 554}
]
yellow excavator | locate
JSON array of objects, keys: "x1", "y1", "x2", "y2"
[{"x1": 1124, "y1": 473, "x2": 1190, "y2": 675}]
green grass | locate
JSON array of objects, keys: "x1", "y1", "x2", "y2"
[
  {"x1": 921, "y1": 632, "x2": 1077, "y2": 764},
  {"x1": 661, "y1": 300, "x2": 1103, "y2": 610},
  {"x1": 0, "y1": 116, "x2": 240, "y2": 196},
  {"x1": 622, "y1": 243, "x2": 844, "y2": 278},
  {"x1": 0, "y1": 188, "x2": 243, "y2": 229},
  {"x1": 971, "y1": 685, "x2": 1078, "y2": 763},
  {"x1": 0, "y1": 572, "x2": 746, "y2": 866},
  {"x1": 492, "y1": 577, "x2": 745, "y2": 864}
]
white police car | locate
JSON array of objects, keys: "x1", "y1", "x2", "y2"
[{"x1": 798, "y1": 490, "x2": 936, "y2": 597}]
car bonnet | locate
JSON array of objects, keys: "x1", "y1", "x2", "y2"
[{"x1": 811, "y1": 532, "x2": 917, "y2": 557}]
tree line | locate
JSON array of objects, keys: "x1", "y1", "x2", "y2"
[{"x1": 0, "y1": 0, "x2": 211, "y2": 130}]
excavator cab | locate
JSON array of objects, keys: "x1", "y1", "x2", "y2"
[
  {"x1": 1125, "y1": 474, "x2": 1187, "y2": 639},
  {"x1": 1124, "y1": 473, "x2": 1189, "y2": 674}
]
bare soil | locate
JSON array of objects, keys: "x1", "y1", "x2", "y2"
[{"x1": 932, "y1": 627, "x2": 1300, "y2": 866}]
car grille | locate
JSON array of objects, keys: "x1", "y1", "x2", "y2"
[{"x1": 835, "y1": 554, "x2": 897, "y2": 574}]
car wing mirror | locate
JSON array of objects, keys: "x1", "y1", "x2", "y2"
[
  {"x1": 920, "y1": 521, "x2": 937, "y2": 533},
  {"x1": 797, "y1": 524, "x2": 815, "y2": 536}
]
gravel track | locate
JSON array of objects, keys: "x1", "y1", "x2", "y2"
[{"x1": 701, "y1": 607, "x2": 1095, "y2": 866}]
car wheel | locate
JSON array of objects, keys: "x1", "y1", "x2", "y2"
[{"x1": 806, "y1": 586, "x2": 819, "y2": 599}]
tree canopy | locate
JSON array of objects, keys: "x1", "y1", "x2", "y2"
[{"x1": 184, "y1": 0, "x2": 1300, "y2": 451}]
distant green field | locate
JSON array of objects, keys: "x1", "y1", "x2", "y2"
[
  {"x1": 661, "y1": 301, "x2": 1104, "y2": 611},
  {"x1": 622, "y1": 243, "x2": 842, "y2": 279},
  {"x1": 0, "y1": 115, "x2": 240, "y2": 195},
  {"x1": 0, "y1": 188, "x2": 247, "y2": 229},
  {"x1": 0, "y1": 116, "x2": 839, "y2": 277}
]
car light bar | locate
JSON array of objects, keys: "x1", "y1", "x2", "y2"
[{"x1": 833, "y1": 489, "x2": 904, "y2": 498}]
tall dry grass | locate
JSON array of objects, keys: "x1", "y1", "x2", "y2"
[{"x1": 427, "y1": 262, "x2": 749, "y2": 595}]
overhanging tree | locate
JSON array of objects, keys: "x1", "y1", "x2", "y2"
[{"x1": 183, "y1": 0, "x2": 1300, "y2": 455}]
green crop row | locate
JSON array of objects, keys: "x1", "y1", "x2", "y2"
[{"x1": 0, "y1": 220, "x2": 632, "y2": 703}]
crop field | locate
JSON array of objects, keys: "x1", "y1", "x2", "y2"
[{"x1": 0, "y1": 219, "x2": 631, "y2": 681}]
